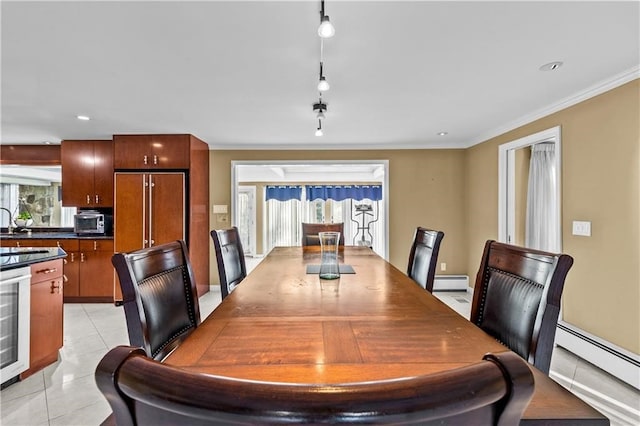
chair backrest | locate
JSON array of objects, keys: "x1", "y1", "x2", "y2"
[
  {"x1": 111, "y1": 240, "x2": 201, "y2": 361},
  {"x1": 211, "y1": 227, "x2": 247, "y2": 299},
  {"x1": 470, "y1": 240, "x2": 574, "y2": 374},
  {"x1": 301, "y1": 222, "x2": 345, "y2": 246},
  {"x1": 96, "y1": 345, "x2": 534, "y2": 426},
  {"x1": 406, "y1": 227, "x2": 445, "y2": 293}
]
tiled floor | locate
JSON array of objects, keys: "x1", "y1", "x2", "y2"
[{"x1": 2, "y1": 264, "x2": 638, "y2": 425}]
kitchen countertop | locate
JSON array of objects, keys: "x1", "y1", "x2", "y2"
[
  {"x1": 0, "y1": 232, "x2": 113, "y2": 240},
  {"x1": 0, "y1": 247, "x2": 67, "y2": 271}
]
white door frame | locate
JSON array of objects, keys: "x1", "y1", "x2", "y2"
[
  {"x1": 498, "y1": 126, "x2": 562, "y2": 251},
  {"x1": 231, "y1": 160, "x2": 390, "y2": 260},
  {"x1": 237, "y1": 185, "x2": 256, "y2": 256}
]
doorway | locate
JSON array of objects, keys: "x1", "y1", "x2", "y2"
[
  {"x1": 231, "y1": 160, "x2": 389, "y2": 259},
  {"x1": 498, "y1": 126, "x2": 562, "y2": 251}
]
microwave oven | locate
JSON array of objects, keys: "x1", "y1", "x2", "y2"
[{"x1": 74, "y1": 211, "x2": 111, "y2": 235}]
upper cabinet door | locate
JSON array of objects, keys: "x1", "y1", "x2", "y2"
[
  {"x1": 113, "y1": 135, "x2": 190, "y2": 169},
  {"x1": 93, "y1": 142, "x2": 114, "y2": 206},
  {"x1": 61, "y1": 140, "x2": 114, "y2": 207}
]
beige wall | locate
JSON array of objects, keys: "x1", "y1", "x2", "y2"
[
  {"x1": 464, "y1": 79, "x2": 639, "y2": 353},
  {"x1": 210, "y1": 150, "x2": 467, "y2": 284}
]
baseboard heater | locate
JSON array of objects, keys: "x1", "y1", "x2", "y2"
[
  {"x1": 556, "y1": 321, "x2": 640, "y2": 390},
  {"x1": 433, "y1": 275, "x2": 469, "y2": 291}
]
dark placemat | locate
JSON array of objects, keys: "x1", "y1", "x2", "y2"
[{"x1": 306, "y1": 264, "x2": 355, "y2": 274}]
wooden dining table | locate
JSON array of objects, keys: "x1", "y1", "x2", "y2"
[{"x1": 165, "y1": 246, "x2": 608, "y2": 425}]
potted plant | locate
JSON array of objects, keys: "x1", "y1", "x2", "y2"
[{"x1": 15, "y1": 211, "x2": 33, "y2": 227}]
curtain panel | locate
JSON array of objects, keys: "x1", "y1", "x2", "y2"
[
  {"x1": 265, "y1": 185, "x2": 303, "y2": 202},
  {"x1": 306, "y1": 185, "x2": 383, "y2": 201}
]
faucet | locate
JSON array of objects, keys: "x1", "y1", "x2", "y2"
[{"x1": 0, "y1": 207, "x2": 14, "y2": 234}]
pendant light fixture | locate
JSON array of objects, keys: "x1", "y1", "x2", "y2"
[
  {"x1": 312, "y1": 0, "x2": 334, "y2": 136},
  {"x1": 313, "y1": 99, "x2": 327, "y2": 120},
  {"x1": 318, "y1": 62, "x2": 330, "y2": 92},
  {"x1": 318, "y1": 0, "x2": 335, "y2": 38}
]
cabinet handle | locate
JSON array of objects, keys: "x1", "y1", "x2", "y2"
[
  {"x1": 93, "y1": 241, "x2": 97, "y2": 251},
  {"x1": 80, "y1": 253, "x2": 85, "y2": 262},
  {"x1": 144, "y1": 155, "x2": 148, "y2": 165},
  {"x1": 50, "y1": 280, "x2": 61, "y2": 294},
  {"x1": 16, "y1": 242, "x2": 20, "y2": 247},
  {"x1": 57, "y1": 241, "x2": 61, "y2": 247},
  {"x1": 153, "y1": 155, "x2": 158, "y2": 165},
  {"x1": 70, "y1": 252, "x2": 75, "y2": 262},
  {"x1": 63, "y1": 274, "x2": 68, "y2": 283},
  {"x1": 63, "y1": 259, "x2": 68, "y2": 265},
  {"x1": 95, "y1": 194, "x2": 99, "y2": 204},
  {"x1": 36, "y1": 267, "x2": 58, "y2": 274},
  {"x1": 87, "y1": 194, "x2": 91, "y2": 204}
]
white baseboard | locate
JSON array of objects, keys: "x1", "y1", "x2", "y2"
[
  {"x1": 433, "y1": 275, "x2": 469, "y2": 291},
  {"x1": 556, "y1": 321, "x2": 640, "y2": 390}
]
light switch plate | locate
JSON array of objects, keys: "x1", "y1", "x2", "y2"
[{"x1": 572, "y1": 221, "x2": 591, "y2": 236}]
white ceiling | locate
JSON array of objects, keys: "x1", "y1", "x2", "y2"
[{"x1": 1, "y1": 1, "x2": 638, "y2": 150}]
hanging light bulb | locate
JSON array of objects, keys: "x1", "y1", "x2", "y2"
[
  {"x1": 315, "y1": 119, "x2": 323, "y2": 136},
  {"x1": 318, "y1": 76, "x2": 330, "y2": 92},
  {"x1": 318, "y1": 1, "x2": 335, "y2": 38},
  {"x1": 317, "y1": 62, "x2": 330, "y2": 92},
  {"x1": 316, "y1": 110, "x2": 326, "y2": 120}
]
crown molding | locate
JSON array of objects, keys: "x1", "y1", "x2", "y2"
[{"x1": 466, "y1": 65, "x2": 640, "y2": 148}]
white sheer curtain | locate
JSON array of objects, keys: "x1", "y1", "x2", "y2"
[{"x1": 525, "y1": 142, "x2": 558, "y2": 251}]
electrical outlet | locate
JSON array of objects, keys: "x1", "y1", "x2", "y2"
[{"x1": 440, "y1": 262, "x2": 447, "y2": 271}]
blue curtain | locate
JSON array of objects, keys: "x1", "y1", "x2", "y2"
[
  {"x1": 265, "y1": 185, "x2": 303, "y2": 201},
  {"x1": 305, "y1": 185, "x2": 382, "y2": 201}
]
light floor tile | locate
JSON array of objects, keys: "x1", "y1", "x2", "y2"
[
  {"x1": 572, "y1": 358, "x2": 640, "y2": 411},
  {"x1": 0, "y1": 389, "x2": 49, "y2": 426},
  {"x1": 98, "y1": 326, "x2": 130, "y2": 349},
  {"x1": 45, "y1": 373, "x2": 106, "y2": 419},
  {"x1": 43, "y1": 348, "x2": 109, "y2": 387},
  {"x1": 49, "y1": 399, "x2": 112, "y2": 426},
  {"x1": 61, "y1": 331, "x2": 108, "y2": 356},
  {"x1": 0, "y1": 371, "x2": 44, "y2": 402},
  {"x1": 549, "y1": 346, "x2": 579, "y2": 381}
]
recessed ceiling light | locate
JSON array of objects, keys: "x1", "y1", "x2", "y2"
[
  {"x1": 539, "y1": 61, "x2": 563, "y2": 72},
  {"x1": 76, "y1": 115, "x2": 91, "y2": 121},
  {"x1": 437, "y1": 132, "x2": 448, "y2": 136}
]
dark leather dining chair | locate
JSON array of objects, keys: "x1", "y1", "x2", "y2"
[
  {"x1": 406, "y1": 227, "x2": 445, "y2": 293},
  {"x1": 301, "y1": 222, "x2": 345, "y2": 246},
  {"x1": 211, "y1": 227, "x2": 247, "y2": 299},
  {"x1": 111, "y1": 240, "x2": 201, "y2": 361},
  {"x1": 470, "y1": 240, "x2": 574, "y2": 374},
  {"x1": 96, "y1": 345, "x2": 534, "y2": 426}
]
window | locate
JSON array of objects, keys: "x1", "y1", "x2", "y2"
[{"x1": 0, "y1": 166, "x2": 76, "y2": 228}]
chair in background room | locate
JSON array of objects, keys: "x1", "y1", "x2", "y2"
[
  {"x1": 301, "y1": 222, "x2": 345, "y2": 246},
  {"x1": 96, "y1": 346, "x2": 534, "y2": 426},
  {"x1": 470, "y1": 240, "x2": 574, "y2": 374},
  {"x1": 211, "y1": 226, "x2": 247, "y2": 299},
  {"x1": 406, "y1": 227, "x2": 445, "y2": 293},
  {"x1": 111, "y1": 240, "x2": 201, "y2": 361}
]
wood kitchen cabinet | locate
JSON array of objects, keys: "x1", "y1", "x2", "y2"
[
  {"x1": 0, "y1": 238, "x2": 113, "y2": 302},
  {"x1": 20, "y1": 258, "x2": 63, "y2": 380},
  {"x1": 61, "y1": 140, "x2": 114, "y2": 207},
  {"x1": 78, "y1": 239, "x2": 114, "y2": 301},
  {"x1": 113, "y1": 134, "x2": 209, "y2": 299},
  {"x1": 113, "y1": 134, "x2": 191, "y2": 169},
  {"x1": 113, "y1": 173, "x2": 185, "y2": 301}
]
